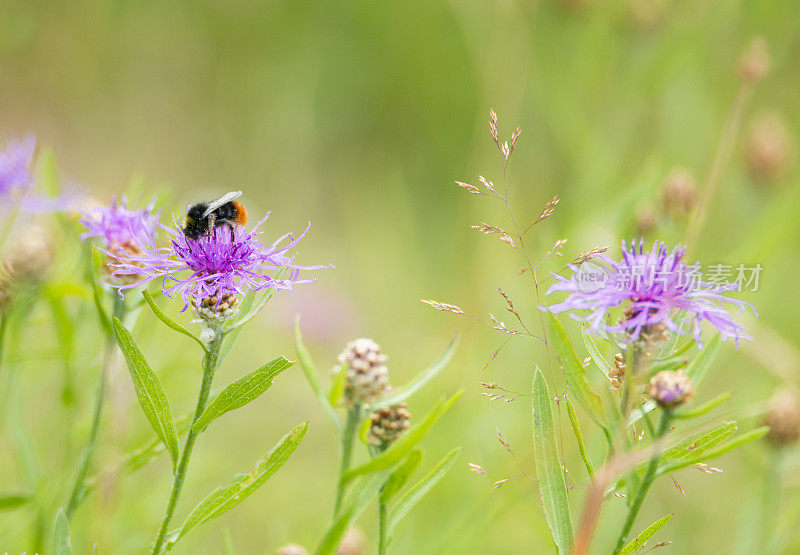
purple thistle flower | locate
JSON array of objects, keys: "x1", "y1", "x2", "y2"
[
  {"x1": 80, "y1": 196, "x2": 161, "y2": 249},
  {"x1": 545, "y1": 239, "x2": 756, "y2": 346},
  {"x1": 108, "y1": 213, "x2": 330, "y2": 310},
  {"x1": 0, "y1": 135, "x2": 83, "y2": 212},
  {"x1": 0, "y1": 135, "x2": 36, "y2": 198}
]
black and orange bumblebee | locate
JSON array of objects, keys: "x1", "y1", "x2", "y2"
[{"x1": 182, "y1": 191, "x2": 249, "y2": 240}]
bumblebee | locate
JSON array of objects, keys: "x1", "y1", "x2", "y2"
[{"x1": 182, "y1": 191, "x2": 249, "y2": 240}]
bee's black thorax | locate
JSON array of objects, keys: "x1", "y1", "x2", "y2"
[{"x1": 183, "y1": 201, "x2": 240, "y2": 240}]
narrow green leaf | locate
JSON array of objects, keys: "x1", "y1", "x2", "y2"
[
  {"x1": 387, "y1": 447, "x2": 461, "y2": 541},
  {"x1": 565, "y1": 398, "x2": 595, "y2": 479},
  {"x1": 619, "y1": 513, "x2": 674, "y2": 555},
  {"x1": 166, "y1": 422, "x2": 308, "y2": 549},
  {"x1": 657, "y1": 421, "x2": 737, "y2": 468},
  {"x1": 328, "y1": 365, "x2": 347, "y2": 408},
  {"x1": 532, "y1": 367, "x2": 574, "y2": 554},
  {"x1": 142, "y1": 290, "x2": 207, "y2": 352},
  {"x1": 341, "y1": 391, "x2": 462, "y2": 485},
  {"x1": 295, "y1": 319, "x2": 342, "y2": 434},
  {"x1": 673, "y1": 392, "x2": 732, "y2": 419},
  {"x1": 193, "y1": 357, "x2": 293, "y2": 433},
  {"x1": 685, "y1": 333, "x2": 722, "y2": 387},
  {"x1": 371, "y1": 336, "x2": 458, "y2": 409},
  {"x1": 658, "y1": 427, "x2": 769, "y2": 475},
  {"x1": 90, "y1": 247, "x2": 112, "y2": 335},
  {"x1": 380, "y1": 449, "x2": 423, "y2": 505},
  {"x1": 227, "y1": 267, "x2": 287, "y2": 331},
  {"x1": 318, "y1": 472, "x2": 389, "y2": 555},
  {"x1": 112, "y1": 316, "x2": 179, "y2": 470},
  {"x1": 548, "y1": 313, "x2": 603, "y2": 423},
  {"x1": 648, "y1": 356, "x2": 690, "y2": 376},
  {"x1": 52, "y1": 509, "x2": 72, "y2": 555},
  {"x1": 0, "y1": 492, "x2": 30, "y2": 510},
  {"x1": 581, "y1": 326, "x2": 609, "y2": 377}
]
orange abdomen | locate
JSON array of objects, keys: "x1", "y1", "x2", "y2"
[{"x1": 232, "y1": 201, "x2": 249, "y2": 225}]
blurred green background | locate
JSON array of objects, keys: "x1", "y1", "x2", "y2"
[{"x1": 1, "y1": 0, "x2": 799, "y2": 553}]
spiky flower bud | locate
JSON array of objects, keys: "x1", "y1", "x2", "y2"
[
  {"x1": 764, "y1": 389, "x2": 800, "y2": 447},
  {"x1": 5, "y1": 226, "x2": 54, "y2": 283},
  {"x1": 738, "y1": 37, "x2": 770, "y2": 83},
  {"x1": 276, "y1": 544, "x2": 308, "y2": 555},
  {"x1": 194, "y1": 293, "x2": 240, "y2": 323},
  {"x1": 646, "y1": 370, "x2": 694, "y2": 409},
  {"x1": 745, "y1": 111, "x2": 793, "y2": 183},
  {"x1": 368, "y1": 401, "x2": 410, "y2": 448},
  {"x1": 661, "y1": 167, "x2": 697, "y2": 218},
  {"x1": 338, "y1": 338, "x2": 389, "y2": 406}
]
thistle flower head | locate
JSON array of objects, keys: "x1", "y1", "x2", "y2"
[
  {"x1": 764, "y1": 388, "x2": 800, "y2": 447},
  {"x1": 337, "y1": 338, "x2": 390, "y2": 406},
  {"x1": 108, "y1": 213, "x2": 329, "y2": 310},
  {"x1": 80, "y1": 196, "x2": 161, "y2": 249},
  {"x1": 0, "y1": 135, "x2": 35, "y2": 198},
  {"x1": 646, "y1": 370, "x2": 694, "y2": 409},
  {"x1": 368, "y1": 400, "x2": 411, "y2": 448},
  {"x1": 546, "y1": 239, "x2": 756, "y2": 346}
]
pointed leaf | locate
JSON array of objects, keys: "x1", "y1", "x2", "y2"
[
  {"x1": 674, "y1": 392, "x2": 732, "y2": 420},
  {"x1": 193, "y1": 357, "x2": 293, "y2": 433},
  {"x1": 685, "y1": 333, "x2": 721, "y2": 387},
  {"x1": 548, "y1": 313, "x2": 603, "y2": 423},
  {"x1": 657, "y1": 421, "x2": 737, "y2": 469},
  {"x1": 619, "y1": 513, "x2": 674, "y2": 555},
  {"x1": 387, "y1": 447, "x2": 461, "y2": 541},
  {"x1": 295, "y1": 319, "x2": 342, "y2": 434},
  {"x1": 52, "y1": 509, "x2": 72, "y2": 555},
  {"x1": 380, "y1": 449, "x2": 423, "y2": 505},
  {"x1": 532, "y1": 367, "x2": 574, "y2": 554},
  {"x1": 341, "y1": 391, "x2": 462, "y2": 484},
  {"x1": 657, "y1": 427, "x2": 769, "y2": 475},
  {"x1": 112, "y1": 316, "x2": 179, "y2": 470},
  {"x1": 166, "y1": 422, "x2": 308, "y2": 549},
  {"x1": 0, "y1": 492, "x2": 30, "y2": 510},
  {"x1": 372, "y1": 336, "x2": 458, "y2": 409},
  {"x1": 565, "y1": 398, "x2": 595, "y2": 479},
  {"x1": 581, "y1": 326, "x2": 609, "y2": 377},
  {"x1": 142, "y1": 290, "x2": 207, "y2": 352},
  {"x1": 328, "y1": 365, "x2": 347, "y2": 408}
]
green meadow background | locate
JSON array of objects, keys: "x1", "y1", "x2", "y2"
[{"x1": 1, "y1": 0, "x2": 799, "y2": 553}]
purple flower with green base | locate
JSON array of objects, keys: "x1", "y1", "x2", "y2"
[
  {"x1": 109, "y1": 213, "x2": 329, "y2": 309},
  {"x1": 80, "y1": 197, "x2": 161, "y2": 249},
  {"x1": 546, "y1": 239, "x2": 755, "y2": 346}
]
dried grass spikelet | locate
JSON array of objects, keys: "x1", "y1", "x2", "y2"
[
  {"x1": 276, "y1": 544, "x2": 308, "y2": 555},
  {"x1": 646, "y1": 370, "x2": 694, "y2": 409},
  {"x1": 338, "y1": 338, "x2": 390, "y2": 406},
  {"x1": 745, "y1": 111, "x2": 793, "y2": 183},
  {"x1": 662, "y1": 167, "x2": 697, "y2": 218},
  {"x1": 5, "y1": 226, "x2": 54, "y2": 283},
  {"x1": 609, "y1": 353, "x2": 626, "y2": 391},
  {"x1": 368, "y1": 400, "x2": 410, "y2": 447},
  {"x1": 738, "y1": 37, "x2": 770, "y2": 83},
  {"x1": 764, "y1": 388, "x2": 800, "y2": 447}
]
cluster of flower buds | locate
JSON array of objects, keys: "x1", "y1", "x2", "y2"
[
  {"x1": 646, "y1": 370, "x2": 695, "y2": 409},
  {"x1": 368, "y1": 399, "x2": 411, "y2": 449},
  {"x1": 338, "y1": 338, "x2": 390, "y2": 406},
  {"x1": 764, "y1": 389, "x2": 800, "y2": 447},
  {"x1": 194, "y1": 293, "x2": 240, "y2": 323}
]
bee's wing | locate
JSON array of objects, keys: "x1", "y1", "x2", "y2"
[{"x1": 202, "y1": 191, "x2": 242, "y2": 217}]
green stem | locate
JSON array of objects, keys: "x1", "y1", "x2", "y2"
[
  {"x1": 65, "y1": 294, "x2": 126, "y2": 519},
  {"x1": 334, "y1": 405, "x2": 361, "y2": 515},
  {"x1": 612, "y1": 410, "x2": 671, "y2": 554},
  {"x1": 378, "y1": 500, "x2": 388, "y2": 555},
  {"x1": 150, "y1": 330, "x2": 223, "y2": 555}
]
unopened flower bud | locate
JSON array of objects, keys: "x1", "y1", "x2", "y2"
[
  {"x1": 745, "y1": 111, "x2": 793, "y2": 182},
  {"x1": 194, "y1": 293, "x2": 240, "y2": 323},
  {"x1": 738, "y1": 37, "x2": 770, "y2": 83},
  {"x1": 646, "y1": 370, "x2": 694, "y2": 409},
  {"x1": 277, "y1": 544, "x2": 308, "y2": 555},
  {"x1": 368, "y1": 401, "x2": 410, "y2": 448},
  {"x1": 634, "y1": 205, "x2": 657, "y2": 236},
  {"x1": 764, "y1": 388, "x2": 800, "y2": 447},
  {"x1": 662, "y1": 167, "x2": 697, "y2": 218},
  {"x1": 6, "y1": 226, "x2": 54, "y2": 283},
  {"x1": 338, "y1": 338, "x2": 389, "y2": 406}
]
